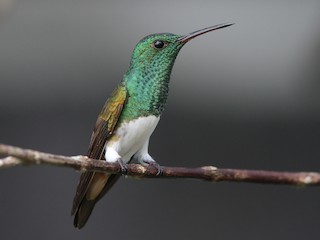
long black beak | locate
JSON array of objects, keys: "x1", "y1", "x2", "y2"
[{"x1": 177, "y1": 23, "x2": 234, "y2": 43}]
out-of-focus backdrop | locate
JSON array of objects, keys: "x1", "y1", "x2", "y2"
[{"x1": 0, "y1": 0, "x2": 320, "y2": 239}]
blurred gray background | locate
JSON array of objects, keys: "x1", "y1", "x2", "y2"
[{"x1": 1, "y1": 0, "x2": 320, "y2": 239}]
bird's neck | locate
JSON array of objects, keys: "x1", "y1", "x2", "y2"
[{"x1": 120, "y1": 63, "x2": 175, "y2": 121}]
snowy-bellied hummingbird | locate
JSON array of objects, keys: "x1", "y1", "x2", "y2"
[{"x1": 71, "y1": 23, "x2": 234, "y2": 229}]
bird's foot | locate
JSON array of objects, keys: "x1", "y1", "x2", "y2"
[
  {"x1": 143, "y1": 160, "x2": 163, "y2": 176},
  {"x1": 117, "y1": 158, "x2": 128, "y2": 175}
]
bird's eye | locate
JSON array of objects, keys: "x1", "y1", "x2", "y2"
[{"x1": 153, "y1": 40, "x2": 165, "y2": 49}]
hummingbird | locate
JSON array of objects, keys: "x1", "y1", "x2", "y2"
[{"x1": 71, "y1": 23, "x2": 233, "y2": 229}]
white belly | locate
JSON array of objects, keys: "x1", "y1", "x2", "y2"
[{"x1": 105, "y1": 115, "x2": 160, "y2": 163}]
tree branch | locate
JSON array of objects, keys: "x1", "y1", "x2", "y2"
[{"x1": 0, "y1": 143, "x2": 319, "y2": 186}]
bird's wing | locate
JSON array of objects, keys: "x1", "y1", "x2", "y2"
[{"x1": 71, "y1": 84, "x2": 127, "y2": 216}]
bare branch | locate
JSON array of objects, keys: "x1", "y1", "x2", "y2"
[
  {"x1": 0, "y1": 156, "x2": 22, "y2": 168},
  {"x1": 0, "y1": 143, "x2": 319, "y2": 186}
]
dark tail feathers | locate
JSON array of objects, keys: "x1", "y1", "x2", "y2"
[{"x1": 73, "y1": 199, "x2": 96, "y2": 229}]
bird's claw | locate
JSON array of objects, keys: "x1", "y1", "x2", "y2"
[
  {"x1": 144, "y1": 161, "x2": 163, "y2": 176},
  {"x1": 117, "y1": 159, "x2": 128, "y2": 175}
]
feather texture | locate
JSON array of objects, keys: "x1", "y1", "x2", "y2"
[{"x1": 71, "y1": 84, "x2": 127, "y2": 228}]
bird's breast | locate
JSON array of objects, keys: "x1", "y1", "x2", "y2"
[{"x1": 106, "y1": 115, "x2": 160, "y2": 162}]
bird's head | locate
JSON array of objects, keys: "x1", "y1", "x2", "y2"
[{"x1": 127, "y1": 23, "x2": 234, "y2": 74}]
